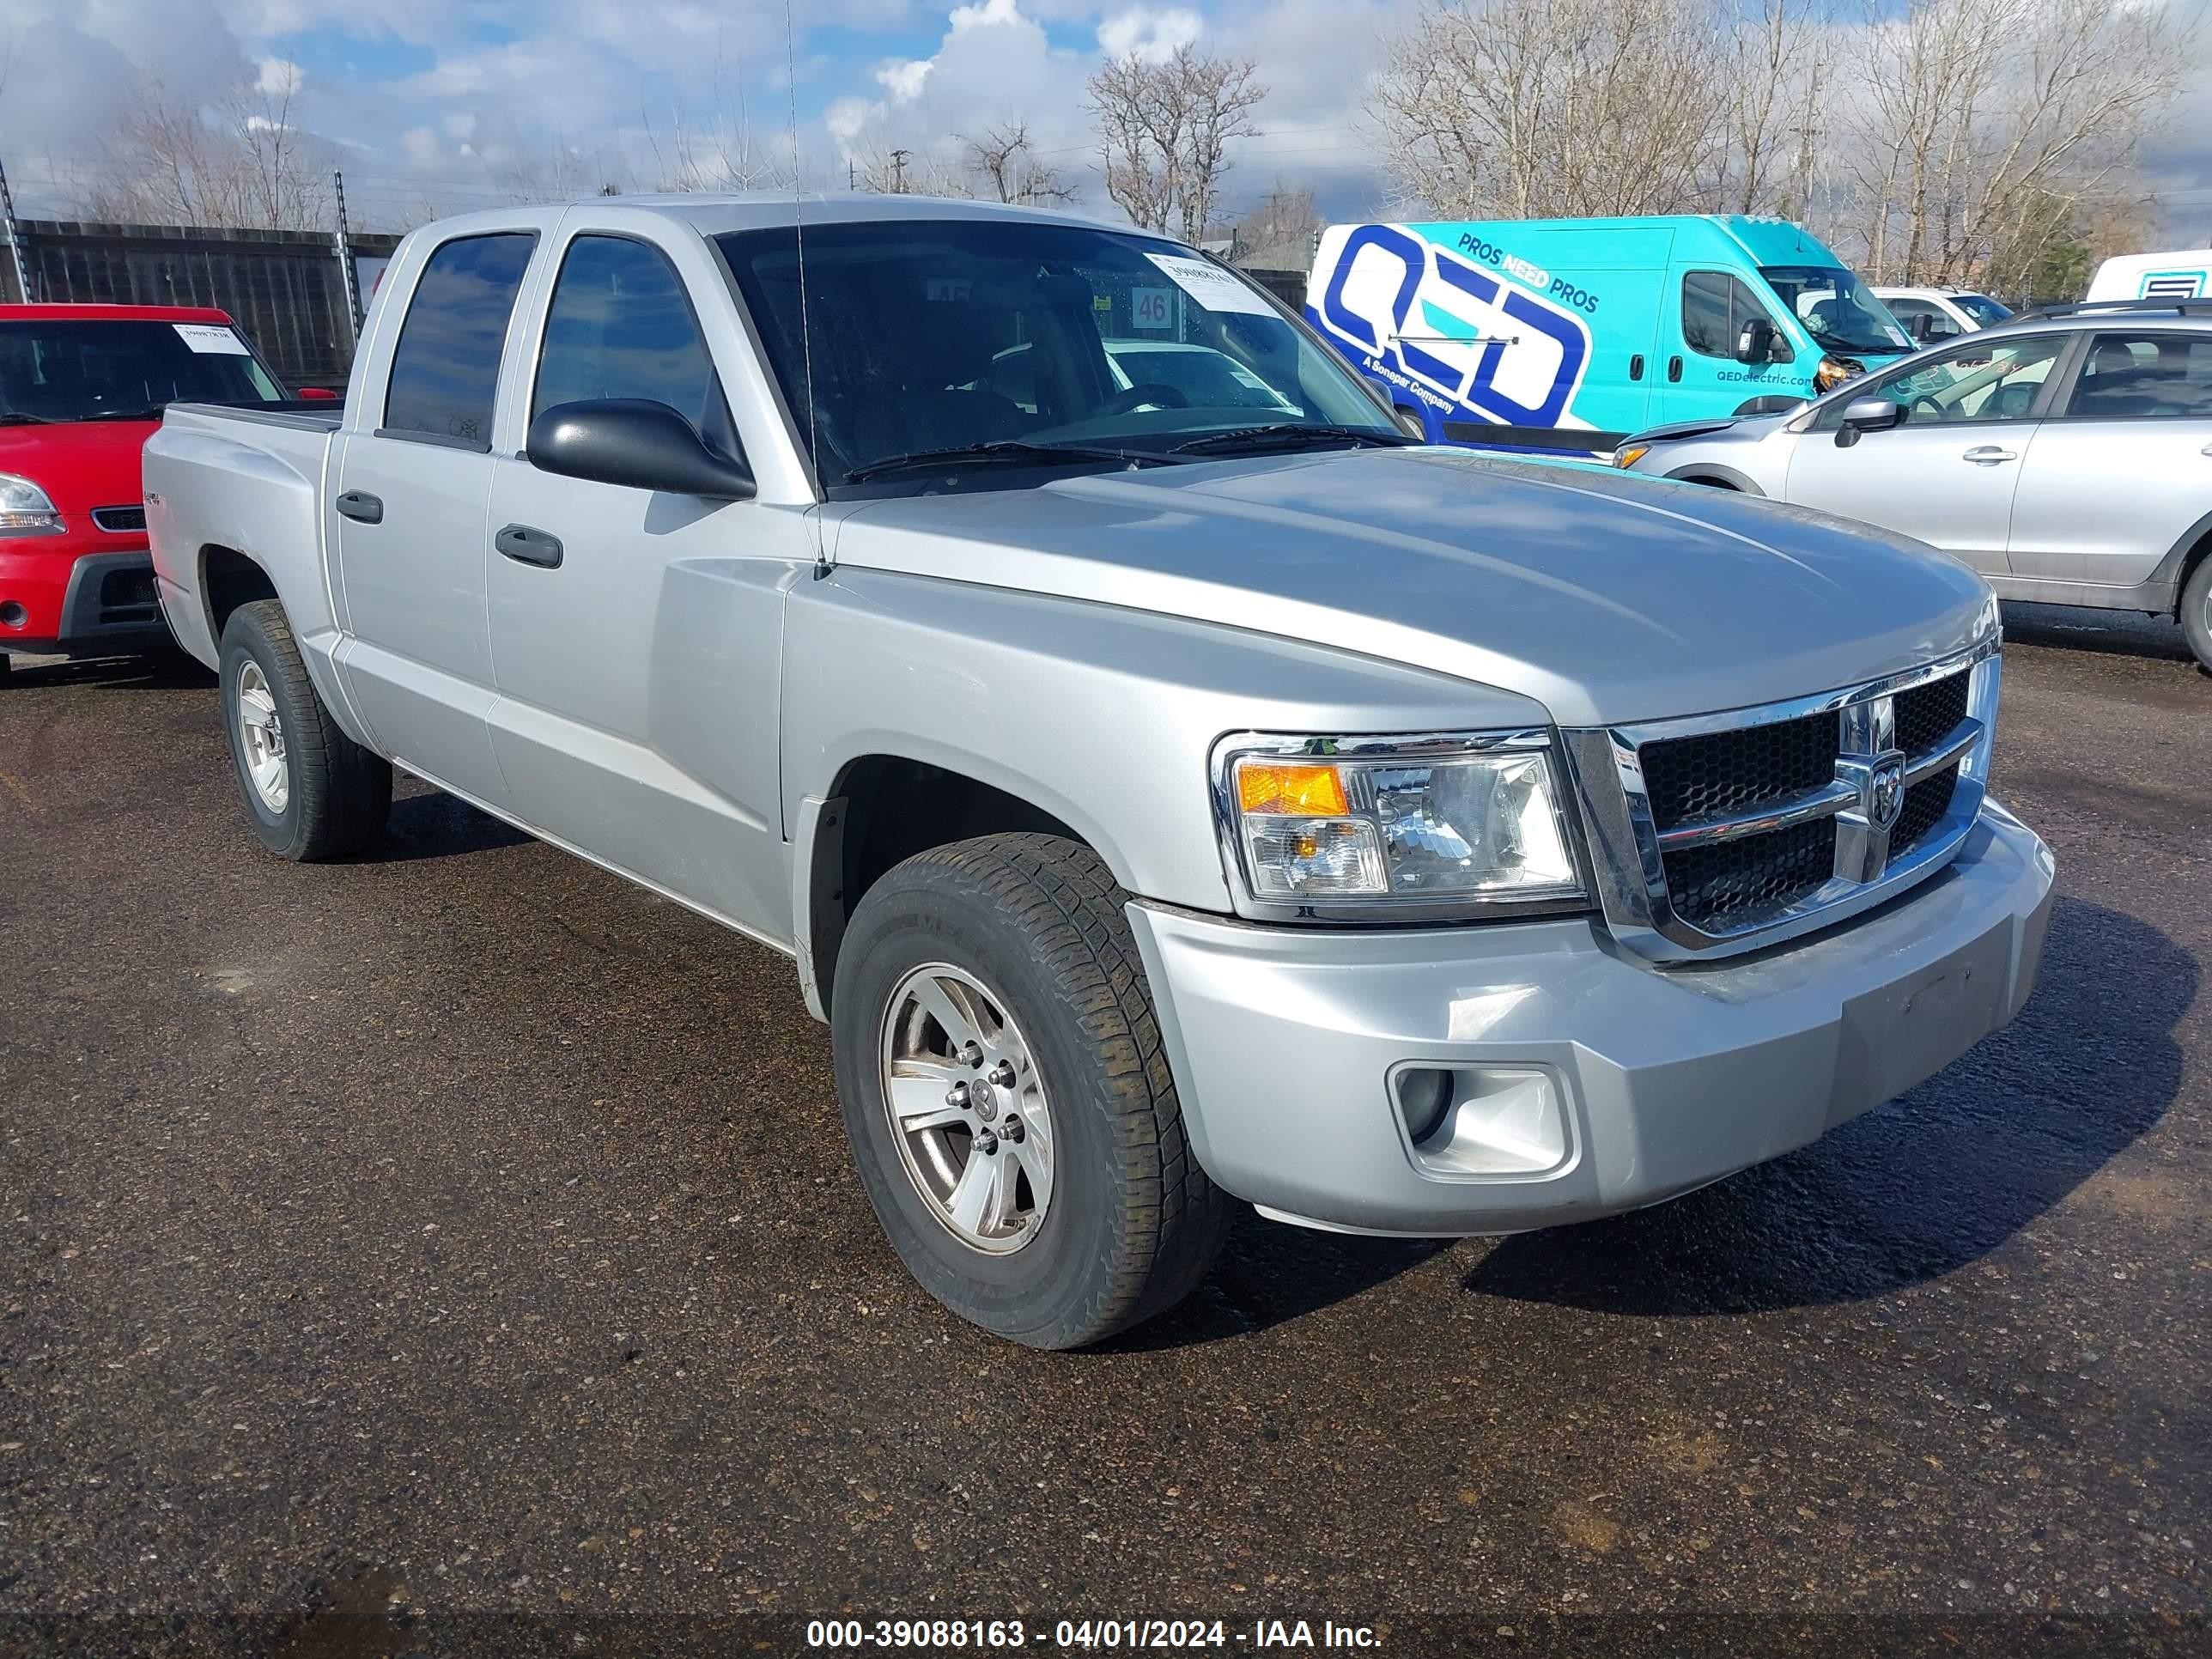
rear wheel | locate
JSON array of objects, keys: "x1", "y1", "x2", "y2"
[
  {"x1": 830, "y1": 833, "x2": 1231, "y2": 1348},
  {"x1": 2182, "y1": 555, "x2": 2212, "y2": 674},
  {"x1": 219, "y1": 599, "x2": 391, "y2": 860}
]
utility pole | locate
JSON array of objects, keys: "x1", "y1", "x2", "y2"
[
  {"x1": 0, "y1": 154, "x2": 34, "y2": 304},
  {"x1": 848, "y1": 158, "x2": 857, "y2": 191},
  {"x1": 890, "y1": 149, "x2": 909, "y2": 194},
  {"x1": 332, "y1": 170, "x2": 362, "y2": 353}
]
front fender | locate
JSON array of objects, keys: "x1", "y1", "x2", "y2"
[{"x1": 780, "y1": 568, "x2": 1549, "y2": 915}]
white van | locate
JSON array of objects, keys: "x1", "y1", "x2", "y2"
[{"x1": 2087, "y1": 251, "x2": 2212, "y2": 304}]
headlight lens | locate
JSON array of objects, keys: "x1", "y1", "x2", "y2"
[
  {"x1": 1613, "y1": 443, "x2": 1650, "y2": 470},
  {"x1": 1216, "y1": 734, "x2": 1584, "y2": 916},
  {"x1": 0, "y1": 473, "x2": 64, "y2": 536},
  {"x1": 1814, "y1": 355, "x2": 1856, "y2": 393}
]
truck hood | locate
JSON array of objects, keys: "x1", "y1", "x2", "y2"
[
  {"x1": 0, "y1": 419, "x2": 158, "y2": 515},
  {"x1": 828, "y1": 447, "x2": 1994, "y2": 727}
]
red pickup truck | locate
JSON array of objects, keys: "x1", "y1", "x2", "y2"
[{"x1": 0, "y1": 303, "x2": 323, "y2": 680}]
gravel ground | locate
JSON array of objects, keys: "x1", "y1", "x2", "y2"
[{"x1": 2, "y1": 601, "x2": 2206, "y2": 1657}]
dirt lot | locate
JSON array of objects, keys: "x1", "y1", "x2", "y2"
[{"x1": 3, "y1": 605, "x2": 2206, "y2": 1656}]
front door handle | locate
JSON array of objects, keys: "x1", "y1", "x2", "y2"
[
  {"x1": 335, "y1": 489, "x2": 383, "y2": 524},
  {"x1": 1667, "y1": 356, "x2": 1683, "y2": 383},
  {"x1": 1961, "y1": 446, "x2": 2017, "y2": 465},
  {"x1": 1629, "y1": 353, "x2": 1645, "y2": 381},
  {"x1": 2201, "y1": 442, "x2": 2212, "y2": 457},
  {"x1": 495, "y1": 523, "x2": 564, "y2": 569}
]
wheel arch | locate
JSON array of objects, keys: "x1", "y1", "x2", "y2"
[
  {"x1": 2166, "y1": 512, "x2": 2212, "y2": 622},
  {"x1": 198, "y1": 544, "x2": 281, "y2": 646},
  {"x1": 793, "y1": 751, "x2": 1115, "y2": 1023},
  {"x1": 1662, "y1": 464, "x2": 1765, "y2": 495}
]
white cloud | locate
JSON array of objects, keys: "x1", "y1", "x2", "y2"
[
  {"x1": 876, "y1": 59, "x2": 935, "y2": 101},
  {"x1": 1097, "y1": 5, "x2": 1200, "y2": 62},
  {"x1": 254, "y1": 55, "x2": 304, "y2": 97}
]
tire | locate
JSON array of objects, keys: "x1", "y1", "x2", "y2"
[
  {"x1": 830, "y1": 833, "x2": 1231, "y2": 1349},
  {"x1": 2182, "y1": 555, "x2": 2212, "y2": 675},
  {"x1": 218, "y1": 599, "x2": 391, "y2": 860}
]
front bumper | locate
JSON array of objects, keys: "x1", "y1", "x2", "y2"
[
  {"x1": 0, "y1": 544, "x2": 165, "y2": 656},
  {"x1": 1129, "y1": 802, "x2": 2053, "y2": 1236}
]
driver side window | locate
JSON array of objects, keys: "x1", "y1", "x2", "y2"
[
  {"x1": 1840, "y1": 333, "x2": 2064, "y2": 426},
  {"x1": 1681, "y1": 270, "x2": 1777, "y2": 359}
]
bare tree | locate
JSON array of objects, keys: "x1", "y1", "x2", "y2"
[
  {"x1": 1233, "y1": 180, "x2": 1322, "y2": 264},
  {"x1": 74, "y1": 70, "x2": 333, "y2": 228},
  {"x1": 1373, "y1": 0, "x2": 1728, "y2": 219},
  {"x1": 1834, "y1": 0, "x2": 2194, "y2": 284},
  {"x1": 1717, "y1": 0, "x2": 1834, "y2": 217},
  {"x1": 1088, "y1": 44, "x2": 1267, "y2": 242},
  {"x1": 961, "y1": 121, "x2": 1075, "y2": 205}
]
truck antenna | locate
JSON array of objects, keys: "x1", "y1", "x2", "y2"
[{"x1": 786, "y1": 0, "x2": 829, "y2": 580}]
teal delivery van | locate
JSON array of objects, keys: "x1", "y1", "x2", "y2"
[{"x1": 1306, "y1": 214, "x2": 1914, "y2": 455}]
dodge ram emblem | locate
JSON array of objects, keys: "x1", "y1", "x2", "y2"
[{"x1": 1867, "y1": 751, "x2": 1906, "y2": 832}]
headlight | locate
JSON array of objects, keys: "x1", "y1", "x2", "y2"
[
  {"x1": 1613, "y1": 443, "x2": 1650, "y2": 470},
  {"x1": 1212, "y1": 732, "x2": 1585, "y2": 921},
  {"x1": 0, "y1": 473, "x2": 64, "y2": 536},
  {"x1": 1814, "y1": 355, "x2": 1857, "y2": 393}
]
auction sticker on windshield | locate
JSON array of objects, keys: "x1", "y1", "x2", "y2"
[
  {"x1": 1143, "y1": 252, "x2": 1275, "y2": 317},
  {"x1": 174, "y1": 325, "x2": 251, "y2": 355}
]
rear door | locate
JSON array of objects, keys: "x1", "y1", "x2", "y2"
[
  {"x1": 2005, "y1": 330, "x2": 2212, "y2": 595},
  {"x1": 1782, "y1": 331, "x2": 2069, "y2": 574},
  {"x1": 482, "y1": 226, "x2": 795, "y2": 936},
  {"x1": 331, "y1": 229, "x2": 538, "y2": 804}
]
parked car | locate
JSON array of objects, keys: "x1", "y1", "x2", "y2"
[
  {"x1": 2087, "y1": 250, "x2": 2211, "y2": 304},
  {"x1": 1873, "y1": 286, "x2": 2014, "y2": 343},
  {"x1": 0, "y1": 303, "x2": 321, "y2": 681},
  {"x1": 1305, "y1": 214, "x2": 1913, "y2": 456},
  {"x1": 144, "y1": 197, "x2": 2052, "y2": 1348},
  {"x1": 1616, "y1": 298, "x2": 2212, "y2": 668}
]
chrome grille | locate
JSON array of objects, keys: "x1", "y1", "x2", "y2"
[
  {"x1": 1561, "y1": 643, "x2": 1999, "y2": 961},
  {"x1": 91, "y1": 504, "x2": 148, "y2": 533}
]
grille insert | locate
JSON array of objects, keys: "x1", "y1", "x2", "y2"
[
  {"x1": 1894, "y1": 671, "x2": 1970, "y2": 757},
  {"x1": 1662, "y1": 815, "x2": 1838, "y2": 928},
  {"x1": 1638, "y1": 709, "x2": 1841, "y2": 828},
  {"x1": 1893, "y1": 763, "x2": 1960, "y2": 853},
  {"x1": 91, "y1": 505, "x2": 148, "y2": 533}
]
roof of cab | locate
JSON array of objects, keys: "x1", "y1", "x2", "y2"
[
  {"x1": 392, "y1": 191, "x2": 1152, "y2": 243},
  {"x1": 0, "y1": 302, "x2": 235, "y2": 324}
]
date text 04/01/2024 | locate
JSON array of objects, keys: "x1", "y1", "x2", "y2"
[{"x1": 805, "y1": 1618, "x2": 1382, "y2": 1649}]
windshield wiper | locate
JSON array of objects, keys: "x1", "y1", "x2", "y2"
[
  {"x1": 0, "y1": 412, "x2": 57, "y2": 425},
  {"x1": 80, "y1": 406, "x2": 167, "y2": 422},
  {"x1": 843, "y1": 440, "x2": 1167, "y2": 484},
  {"x1": 1167, "y1": 422, "x2": 1418, "y2": 457}
]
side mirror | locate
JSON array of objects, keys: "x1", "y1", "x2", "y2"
[
  {"x1": 296, "y1": 385, "x2": 341, "y2": 401},
  {"x1": 1735, "y1": 317, "x2": 1777, "y2": 364},
  {"x1": 1391, "y1": 404, "x2": 1426, "y2": 440},
  {"x1": 526, "y1": 398, "x2": 756, "y2": 500},
  {"x1": 1835, "y1": 395, "x2": 1906, "y2": 447}
]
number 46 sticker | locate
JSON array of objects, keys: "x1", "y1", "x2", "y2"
[{"x1": 1131, "y1": 287, "x2": 1174, "y2": 330}]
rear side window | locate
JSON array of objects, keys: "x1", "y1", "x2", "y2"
[
  {"x1": 382, "y1": 233, "x2": 536, "y2": 447},
  {"x1": 1680, "y1": 270, "x2": 1771, "y2": 358},
  {"x1": 2065, "y1": 333, "x2": 2212, "y2": 420},
  {"x1": 532, "y1": 234, "x2": 732, "y2": 447}
]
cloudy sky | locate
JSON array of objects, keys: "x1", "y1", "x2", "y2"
[{"x1": 0, "y1": 0, "x2": 2206, "y2": 240}]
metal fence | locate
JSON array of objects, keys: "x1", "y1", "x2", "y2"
[{"x1": 0, "y1": 219, "x2": 402, "y2": 388}]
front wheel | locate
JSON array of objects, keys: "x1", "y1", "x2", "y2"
[
  {"x1": 830, "y1": 834, "x2": 1230, "y2": 1348},
  {"x1": 2182, "y1": 555, "x2": 2212, "y2": 675},
  {"x1": 219, "y1": 599, "x2": 392, "y2": 860}
]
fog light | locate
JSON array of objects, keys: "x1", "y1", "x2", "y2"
[
  {"x1": 0, "y1": 600, "x2": 27, "y2": 629},
  {"x1": 1393, "y1": 1066, "x2": 1455, "y2": 1147}
]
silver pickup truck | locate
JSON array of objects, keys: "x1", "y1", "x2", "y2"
[{"x1": 145, "y1": 195, "x2": 2055, "y2": 1349}]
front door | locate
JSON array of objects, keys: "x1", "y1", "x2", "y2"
[
  {"x1": 483, "y1": 229, "x2": 795, "y2": 937},
  {"x1": 2005, "y1": 330, "x2": 2212, "y2": 595},
  {"x1": 331, "y1": 229, "x2": 538, "y2": 804},
  {"x1": 1660, "y1": 268, "x2": 1798, "y2": 422},
  {"x1": 1784, "y1": 331, "x2": 2069, "y2": 575}
]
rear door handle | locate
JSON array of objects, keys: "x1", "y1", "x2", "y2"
[
  {"x1": 495, "y1": 523, "x2": 563, "y2": 569},
  {"x1": 335, "y1": 489, "x2": 383, "y2": 524},
  {"x1": 1962, "y1": 446, "x2": 2017, "y2": 465}
]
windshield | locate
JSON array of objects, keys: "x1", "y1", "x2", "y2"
[
  {"x1": 1953, "y1": 293, "x2": 2014, "y2": 326},
  {"x1": 715, "y1": 219, "x2": 1395, "y2": 491},
  {"x1": 1759, "y1": 265, "x2": 1912, "y2": 356},
  {"x1": 0, "y1": 319, "x2": 283, "y2": 422}
]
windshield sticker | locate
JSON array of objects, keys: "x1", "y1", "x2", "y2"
[
  {"x1": 174, "y1": 324, "x2": 252, "y2": 356},
  {"x1": 1142, "y1": 252, "x2": 1276, "y2": 317},
  {"x1": 1130, "y1": 287, "x2": 1175, "y2": 329}
]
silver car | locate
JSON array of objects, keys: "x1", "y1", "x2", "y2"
[{"x1": 1619, "y1": 300, "x2": 2212, "y2": 669}]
